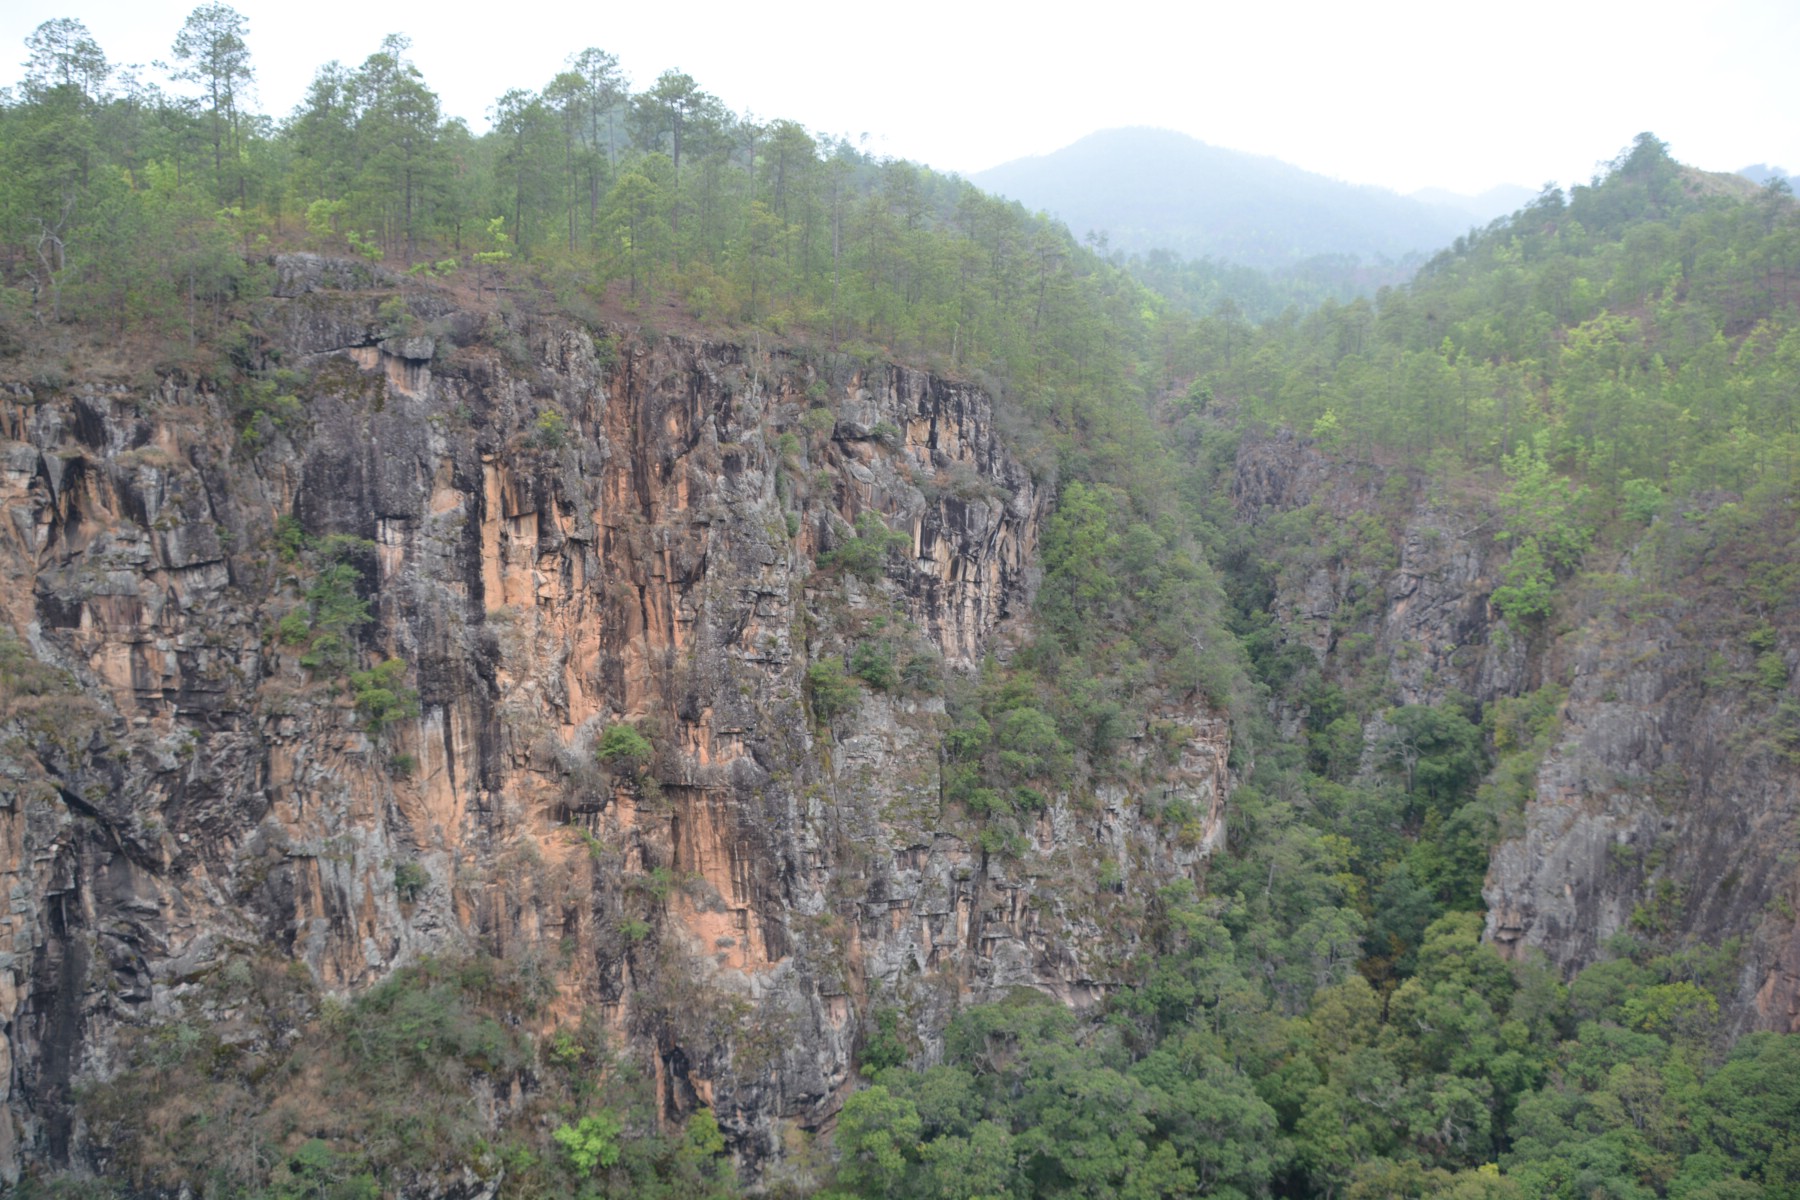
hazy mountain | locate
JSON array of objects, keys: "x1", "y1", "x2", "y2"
[
  {"x1": 970, "y1": 127, "x2": 1473, "y2": 269},
  {"x1": 1740, "y1": 162, "x2": 1799, "y2": 190},
  {"x1": 1410, "y1": 182, "x2": 1537, "y2": 225}
]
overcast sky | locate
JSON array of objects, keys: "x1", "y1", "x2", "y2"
[{"x1": 4, "y1": 0, "x2": 1796, "y2": 197}]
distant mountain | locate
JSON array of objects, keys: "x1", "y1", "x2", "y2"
[
  {"x1": 1410, "y1": 183, "x2": 1537, "y2": 225},
  {"x1": 969, "y1": 127, "x2": 1479, "y2": 270},
  {"x1": 1739, "y1": 163, "x2": 1798, "y2": 190}
]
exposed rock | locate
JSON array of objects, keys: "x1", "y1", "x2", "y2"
[
  {"x1": 1232, "y1": 428, "x2": 1800, "y2": 1036},
  {"x1": 0, "y1": 264, "x2": 1230, "y2": 1185},
  {"x1": 1484, "y1": 510, "x2": 1800, "y2": 1035}
]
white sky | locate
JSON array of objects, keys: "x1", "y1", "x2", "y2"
[{"x1": 4, "y1": 0, "x2": 1796, "y2": 197}]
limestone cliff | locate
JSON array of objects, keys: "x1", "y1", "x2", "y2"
[{"x1": 0, "y1": 256, "x2": 1228, "y2": 1184}]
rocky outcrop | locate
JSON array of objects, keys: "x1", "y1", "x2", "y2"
[
  {"x1": 1231, "y1": 429, "x2": 1523, "y2": 710},
  {"x1": 1232, "y1": 430, "x2": 1800, "y2": 1036},
  {"x1": 1484, "y1": 503, "x2": 1800, "y2": 1035},
  {"x1": 0, "y1": 260, "x2": 1229, "y2": 1184}
]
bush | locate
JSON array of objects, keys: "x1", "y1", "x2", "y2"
[
  {"x1": 393, "y1": 861, "x2": 429, "y2": 902},
  {"x1": 899, "y1": 649, "x2": 943, "y2": 694},
  {"x1": 1490, "y1": 537, "x2": 1554, "y2": 624},
  {"x1": 807, "y1": 658, "x2": 859, "y2": 723},
  {"x1": 349, "y1": 659, "x2": 418, "y2": 732},
  {"x1": 850, "y1": 641, "x2": 899, "y2": 691},
  {"x1": 554, "y1": 1111, "x2": 622, "y2": 1175},
  {"x1": 595, "y1": 722, "x2": 654, "y2": 771},
  {"x1": 820, "y1": 511, "x2": 910, "y2": 581},
  {"x1": 860, "y1": 1007, "x2": 910, "y2": 1074},
  {"x1": 533, "y1": 410, "x2": 568, "y2": 449},
  {"x1": 276, "y1": 610, "x2": 311, "y2": 646}
]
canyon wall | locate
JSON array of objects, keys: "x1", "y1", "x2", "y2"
[
  {"x1": 0, "y1": 257, "x2": 1228, "y2": 1185},
  {"x1": 1231, "y1": 430, "x2": 1799, "y2": 1035}
]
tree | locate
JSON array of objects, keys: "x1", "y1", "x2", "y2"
[
  {"x1": 541, "y1": 71, "x2": 592, "y2": 249},
  {"x1": 489, "y1": 87, "x2": 557, "y2": 251},
  {"x1": 566, "y1": 47, "x2": 627, "y2": 225},
  {"x1": 633, "y1": 70, "x2": 722, "y2": 265},
  {"x1": 23, "y1": 18, "x2": 109, "y2": 102},
  {"x1": 568, "y1": 47, "x2": 627, "y2": 164},
  {"x1": 350, "y1": 35, "x2": 444, "y2": 257},
  {"x1": 636, "y1": 70, "x2": 706, "y2": 183},
  {"x1": 833, "y1": 1085, "x2": 921, "y2": 1197},
  {"x1": 171, "y1": 4, "x2": 255, "y2": 202},
  {"x1": 553, "y1": 1110, "x2": 622, "y2": 1175}
]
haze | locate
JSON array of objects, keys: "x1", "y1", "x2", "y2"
[{"x1": 3, "y1": 0, "x2": 1796, "y2": 197}]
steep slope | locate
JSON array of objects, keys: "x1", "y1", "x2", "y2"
[
  {"x1": 1223, "y1": 431, "x2": 1800, "y2": 1035},
  {"x1": 0, "y1": 256, "x2": 1229, "y2": 1189}
]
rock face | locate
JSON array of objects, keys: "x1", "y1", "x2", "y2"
[
  {"x1": 1483, "y1": 501, "x2": 1800, "y2": 1036},
  {"x1": 1232, "y1": 430, "x2": 1800, "y2": 1037},
  {"x1": 1231, "y1": 429, "x2": 1523, "y2": 712},
  {"x1": 0, "y1": 259, "x2": 1228, "y2": 1183}
]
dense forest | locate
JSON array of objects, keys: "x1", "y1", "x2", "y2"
[{"x1": 3, "y1": 9, "x2": 1799, "y2": 1200}]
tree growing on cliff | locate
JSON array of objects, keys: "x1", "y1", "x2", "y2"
[{"x1": 596, "y1": 722, "x2": 654, "y2": 773}]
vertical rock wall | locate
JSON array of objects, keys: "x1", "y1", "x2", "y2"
[
  {"x1": 0, "y1": 259, "x2": 1230, "y2": 1183},
  {"x1": 1231, "y1": 430, "x2": 1800, "y2": 1037}
]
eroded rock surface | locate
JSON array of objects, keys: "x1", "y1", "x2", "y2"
[
  {"x1": 1232, "y1": 430, "x2": 1800, "y2": 1037},
  {"x1": 0, "y1": 262, "x2": 1229, "y2": 1183}
]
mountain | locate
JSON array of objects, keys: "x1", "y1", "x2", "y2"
[
  {"x1": 969, "y1": 126, "x2": 1470, "y2": 268},
  {"x1": 1410, "y1": 181, "x2": 1537, "y2": 224},
  {"x1": 1740, "y1": 162, "x2": 1799, "y2": 190}
]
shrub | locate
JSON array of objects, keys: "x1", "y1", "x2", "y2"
[
  {"x1": 850, "y1": 641, "x2": 898, "y2": 691},
  {"x1": 807, "y1": 658, "x2": 859, "y2": 723},
  {"x1": 899, "y1": 649, "x2": 943, "y2": 695},
  {"x1": 297, "y1": 545, "x2": 376, "y2": 673},
  {"x1": 820, "y1": 510, "x2": 910, "y2": 581},
  {"x1": 393, "y1": 861, "x2": 429, "y2": 902},
  {"x1": 595, "y1": 723, "x2": 654, "y2": 771},
  {"x1": 554, "y1": 1111, "x2": 623, "y2": 1175},
  {"x1": 860, "y1": 1007, "x2": 910, "y2": 1074},
  {"x1": 1490, "y1": 537, "x2": 1554, "y2": 624},
  {"x1": 276, "y1": 611, "x2": 311, "y2": 646},
  {"x1": 533, "y1": 410, "x2": 568, "y2": 449},
  {"x1": 274, "y1": 513, "x2": 306, "y2": 562},
  {"x1": 349, "y1": 659, "x2": 418, "y2": 732}
]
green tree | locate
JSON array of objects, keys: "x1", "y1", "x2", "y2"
[
  {"x1": 553, "y1": 1109, "x2": 623, "y2": 1175},
  {"x1": 22, "y1": 18, "x2": 109, "y2": 102},
  {"x1": 170, "y1": 3, "x2": 254, "y2": 202}
]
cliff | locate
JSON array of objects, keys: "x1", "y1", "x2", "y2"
[
  {"x1": 0, "y1": 257, "x2": 1228, "y2": 1186},
  {"x1": 1230, "y1": 430, "x2": 1800, "y2": 1034}
]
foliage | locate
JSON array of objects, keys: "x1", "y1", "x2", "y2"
[
  {"x1": 348, "y1": 658, "x2": 418, "y2": 732},
  {"x1": 289, "y1": 536, "x2": 376, "y2": 674},
  {"x1": 807, "y1": 658, "x2": 858, "y2": 724},
  {"x1": 55, "y1": 951, "x2": 740, "y2": 1200},
  {"x1": 595, "y1": 722, "x2": 654, "y2": 771},
  {"x1": 6, "y1": 26, "x2": 1799, "y2": 1200},
  {"x1": 819, "y1": 511, "x2": 908, "y2": 581},
  {"x1": 848, "y1": 640, "x2": 898, "y2": 691},
  {"x1": 554, "y1": 1110, "x2": 623, "y2": 1175},
  {"x1": 859, "y1": 1007, "x2": 910, "y2": 1075},
  {"x1": 534, "y1": 410, "x2": 569, "y2": 449},
  {"x1": 392, "y1": 861, "x2": 428, "y2": 902}
]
